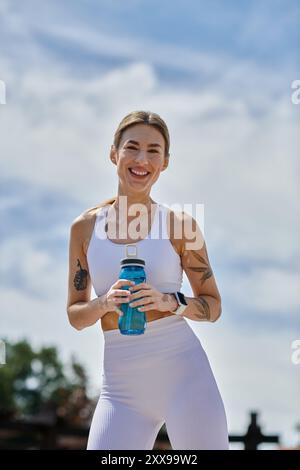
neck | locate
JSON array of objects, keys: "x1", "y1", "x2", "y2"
[{"x1": 113, "y1": 191, "x2": 155, "y2": 212}]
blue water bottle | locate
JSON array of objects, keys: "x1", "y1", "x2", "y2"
[{"x1": 118, "y1": 244, "x2": 147, "y2": 335}]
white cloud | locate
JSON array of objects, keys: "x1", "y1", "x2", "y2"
[
  {"x1": 188, "y1": 319, "x2": 300, "y2": 447},
  {"x1": 224, "y1": 266, "x2": 300, "y2": 315},
  {"x1": 0, "y1": 237, "x2": 66, "y2": 297},
  {"x1": 1, "y1": 0, "x2": 299, "y2": 447}
]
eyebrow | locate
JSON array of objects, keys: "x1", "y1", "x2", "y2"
[{"x1": 125, "y1": 139, "x2": 162, "y2": 149}]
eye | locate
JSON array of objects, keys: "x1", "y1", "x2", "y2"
[{"x1": 125, "y1": 146, "x2": 159, "y2": 154}]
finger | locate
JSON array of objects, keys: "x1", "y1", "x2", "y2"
[
  {"x1": 129, "y1": 297, "x2": 153, "y2": 308},
  {"x1": 116, "y1": 279, "x2": 135, "y2": 287},
  {"x1": 114, "y1": 289, "x2": 132, "y2": 296},
  {"x1": 111, "y1": 296, "x2": 128, "y2": 303},
  {"x1": 137, "y1": 303, "x2": 156, "y2": 312},
  {"x1": 115, "y1": 296, "x2": 131, "y2": 303},
  {"x1": 129, "y1": 282, "x2": 149, "y2": 292},
  {"x1": 129, "y1": 289, "x2": 152, "y2": 300},
  {"x1": 114, "y1": 307, "x2": 123, "y2": 316}
]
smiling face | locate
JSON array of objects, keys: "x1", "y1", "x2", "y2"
[{"x1": 110, "y1": 123, "x2": 169, "y2": 198}]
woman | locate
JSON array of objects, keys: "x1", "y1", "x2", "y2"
[{"x1": 66, "y1": 110, "x2": 229, "y2": 450}]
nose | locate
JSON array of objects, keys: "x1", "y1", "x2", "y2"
[{"x1": 133, "y1": 150, "x2": 149, "y2": 163}]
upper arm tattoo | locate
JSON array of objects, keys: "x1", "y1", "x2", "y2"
[
  {"x1": 73, "y1": 258, "x2": 88, "y2": 291},
  {"x1": 186, "y1": 248, "x2": 213, "y2": 286}
]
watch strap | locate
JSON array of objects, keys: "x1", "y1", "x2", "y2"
[{"x1": 170, "y1": 292, "x2": 188, "y2": 316}]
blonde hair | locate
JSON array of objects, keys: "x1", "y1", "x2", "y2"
[{"x1": 87, "y1": 110, "x2": 170, "y2": 214}]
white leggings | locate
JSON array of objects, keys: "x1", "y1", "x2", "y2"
[{"x1": 87, "y1": 314, "x2": 229, "y2": 450}]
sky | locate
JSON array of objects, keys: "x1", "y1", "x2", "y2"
[{"x1": 0, "y1": 0, "x2": 299, "y2": 449}]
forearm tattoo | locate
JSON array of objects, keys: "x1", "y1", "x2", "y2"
[
  {"x1": 186, "y1": 249, "x2": 212, "y2": 286},
  {"x1": 191, "y1": 296, "x2": 211, "y2": 320},
  {"x1": 73, "y1": 258, "x2": 88, "y2": 290}
]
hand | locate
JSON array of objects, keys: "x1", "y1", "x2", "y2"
[
  {"x1": 101, "y1": 279, "x2": 135, "y2": 317},
  {"x1": 127, "y1": 282, "x2": 178, "y2": 313}
]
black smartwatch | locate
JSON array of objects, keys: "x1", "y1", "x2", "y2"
[{"x1": 170, "y1": 292, "x2": 188, "y2": 316}]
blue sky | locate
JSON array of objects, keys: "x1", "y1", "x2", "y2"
[{"x1": 1, "y1": 0, "x2": 299, "y2": 448}]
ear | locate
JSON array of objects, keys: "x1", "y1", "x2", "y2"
[
  {"x1": 161, "y1": 154, "x2": 170, "y2": 171},
  {"x1": 110, "y1": 145, "x2": 117, "y2": 165}
]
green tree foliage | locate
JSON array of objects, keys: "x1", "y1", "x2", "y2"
[{"x1": 0, "y1": 338, "x2": 90, "y2": 421}]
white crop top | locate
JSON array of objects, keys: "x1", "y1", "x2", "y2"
[{"x1": 86, "y1": 203, "x2": 183, "y2": 296}]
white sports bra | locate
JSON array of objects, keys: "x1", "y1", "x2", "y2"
[{"x1": 86, "y1": 203, "x2": 183, "y2": 296}]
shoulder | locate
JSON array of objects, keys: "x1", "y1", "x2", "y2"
[
  {"x1": 162, "y1": 206, "x2": 185, "y2": 256},
  {"x1": 163, "y1": 206, "x2": 204, "y2": 256},
  {"x1": 70, "y1": 205, "x2": 99, "y2": 230},
  {"x1": 70, "y1": 204, "x2": 105, "y2": 255}
]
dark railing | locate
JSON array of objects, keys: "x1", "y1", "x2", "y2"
[
  {"x1": 229, "y1": 411, "x2": 280, "y2": 450},
  {"x1": 0, "y1": 410, "x2": 280, "y2": 450}
]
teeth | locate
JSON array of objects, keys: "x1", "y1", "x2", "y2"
[{"x1": 130, "y1": 168, "x2": 149, "y2": 176}]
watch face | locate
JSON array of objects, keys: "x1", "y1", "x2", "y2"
[{"x1": 177, "y1": 292, "x2": 187, "y2": 305}]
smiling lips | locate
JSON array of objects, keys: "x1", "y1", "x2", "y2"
[{"x1": 128, "y1": 167, "x2": 150, "y2": 179}]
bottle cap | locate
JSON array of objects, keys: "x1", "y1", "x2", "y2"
[{"x1": 120, "y1": 244, "x2": 145, "y2": 267}]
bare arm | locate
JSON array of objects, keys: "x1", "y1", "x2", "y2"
[
  {"x1": 177, "y1": 212, "x2": 222, "y2": 323},
  {"x1": 66, "y1": 216, "x2": 108, "y2": 331},
  {"x1": 67, "y1": 297, "x2": 108, "y2": 331}
]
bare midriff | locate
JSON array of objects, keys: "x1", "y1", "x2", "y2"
[{"x1": 101, "y1": 309, "x2": 175, "y2": 332}]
